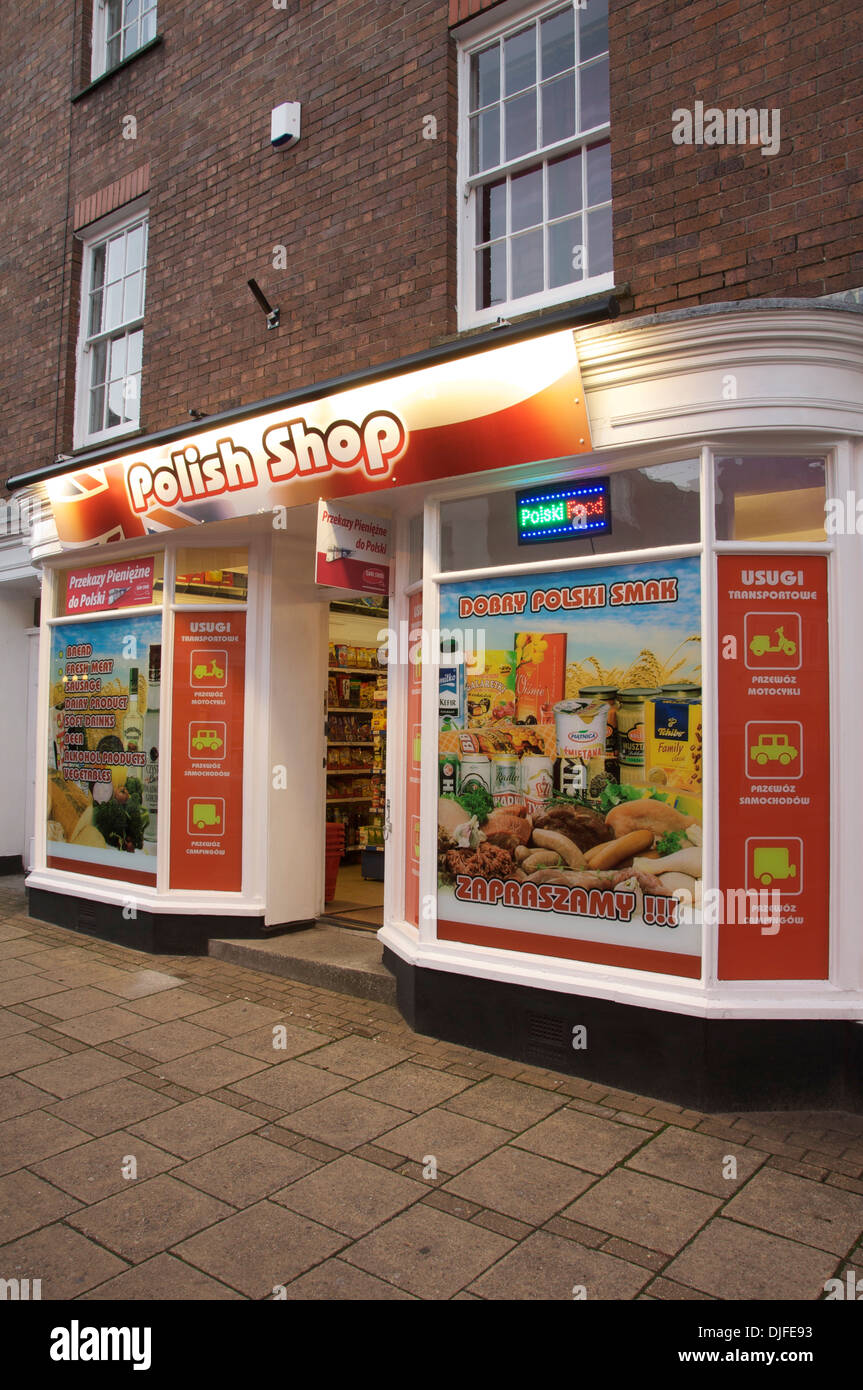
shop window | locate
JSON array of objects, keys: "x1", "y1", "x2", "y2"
[
  {"x1": 174, "y1": 547, "x2": 249, "y2": 604},
  {"x1": 458, "y1": 0, "x2": 612, "y2": 329},
  {"x1": 408, "y1": 514, "x2": 423, "y2": 586},
  {"x1": 75, "y1": 208, "x2": 148, "y2": 448},
  {"x1": 91, "y1": 0, "x2": 158, "y2": 79},
  {"x1": 440, "y1": 460, "x2": 701, "y2": 572},
  {"x1": 714, "y1": 457, "x2": 827, "y2": 542}
]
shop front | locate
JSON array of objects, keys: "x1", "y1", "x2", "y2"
[{"x1": 10, "y1": 303, "x2": 863, "y2": 1109}]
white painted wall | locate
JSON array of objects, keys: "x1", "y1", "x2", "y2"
[
  {"x1": 0, "y1": 593, "x2": 36, "y2": 861},
  {"x1": 265, "y1": 529, "x2": 329, "y2": 926}
]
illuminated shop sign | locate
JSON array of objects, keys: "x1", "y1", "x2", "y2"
[{"x1": 516, "y1": 478, "x2": 611, "y2": 545}]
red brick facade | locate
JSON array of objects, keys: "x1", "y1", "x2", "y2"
[{"x1": 1, "y1": 1, "x2": 861, "y2": 486}]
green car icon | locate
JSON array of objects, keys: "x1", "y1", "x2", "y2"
[
  {"x1": 750, "y1": 732, "x2": 798, "y2": 766},
  {"x1": 192, "y1": 729, "x2": 223, "y2": 752},
  {"x1": 192, "y1": 803, "x2": 221, "y2": 830}
]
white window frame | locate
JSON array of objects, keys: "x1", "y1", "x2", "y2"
[
  {"x1": 457, "y1": 0, "x2": 613, "y2": 331},
  {"x1": 73, "y1": 202, "x2": 148, "y2": 450},
  {"x1": 90, "y1": 0, "x2": 158, "y2": 81}
]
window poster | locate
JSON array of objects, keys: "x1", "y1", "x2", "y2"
[
  {"x1": 436, "y1": 558, "x2": 703, "y2": 977},
  {"x1": 47, "y1": 614, "x2": 162, "y2": 885}
]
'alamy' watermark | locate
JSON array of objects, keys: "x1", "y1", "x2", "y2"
[{"x1": 672, "y1": 101, "x2": 780, "y2": 157}]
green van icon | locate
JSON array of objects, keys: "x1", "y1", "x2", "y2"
[
  {"x1": 192, "y1": 803, "x2": 221, "y2": 830},
  {"x1": 753, "y1": 846, "x2": 796, "y2": 886}
]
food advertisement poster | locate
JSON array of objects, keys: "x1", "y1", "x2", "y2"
[
  {"x1": 170, "y1": 611, "x2": 246, "y2": 891},
  {"x1": 436, "y1": 558, "x2": 703, "y2": 977},
  {"x1": 404, "y1": 591, "x2": 423, "y2": 927},
  {"x1": 47, "y1": 614, "x2": 162, "y2": 885},
  {"x1": 717, "y1": 555, "x2": 829, "y2": 981}
]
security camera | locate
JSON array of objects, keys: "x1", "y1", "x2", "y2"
[{"x1": 271, "y1": 102, "x2": 301, "y2": 148}]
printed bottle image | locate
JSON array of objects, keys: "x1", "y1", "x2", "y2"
[
  {"x1": 142, "y1": 709, "x2": 159, "y2": 842},
  {"x1": 123, "y1": 669, "x2": 143, "y2": 751},
  {"x1": 147, "y1": 644, "x2": 161, "y2": 711}
]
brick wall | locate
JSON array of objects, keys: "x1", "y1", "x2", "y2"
[
  {"x1": 1, "y1": 0, "x2": 861, "y2": 487},
  {"x1": 610, "y1": 0, "x2": 863, "y2": 311}
]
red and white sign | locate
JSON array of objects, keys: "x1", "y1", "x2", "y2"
[
  {"x1": 717, "y1": 556, "x2": 829, "y2": 980},
  {"x1": 46, "y1": 331, "x2": 590, "y2": 546},
  {"x1": 63, "y1": 557, "x2": 155, "y2": 613},
  {"x1": 315, "y1": 500, "x2": 390, "y2": 595},
  {"x1": 170, "y1": 612, "x2": 246, "y2": 891}
]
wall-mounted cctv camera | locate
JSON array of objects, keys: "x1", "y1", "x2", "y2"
[{"x1": 271, "y1": 102, "x2": 301, "y2": 148}]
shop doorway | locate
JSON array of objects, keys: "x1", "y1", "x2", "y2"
[{"x1": 322, "y1": 599, "x2": 387, "y2": 930}]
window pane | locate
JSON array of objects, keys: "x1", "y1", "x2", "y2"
[
  {"x1": 90, "y1": 243, "x2": 106, "y2": 293},
  {"x1": 175, "y1": 547, "x2": 250, "y2": 604},
  {"x1": 476, "y1": 241, "x2": 506, "y2": 310},
  {"x1": 106, "y1": 0, "x2": 122, "y2": 36},
  {"x1": 440, "y1": 462, "x2": 702, "y2": 572},
  {"x1": 579, "y1": 0, "x2": 609, "y2": 63},
  {"x1": 88, "y1": 288, "x2": 103, "y2": 337},
  {"x1": 89, "y1": 385, "x2": 105, "y2": 435},
  {"x1": 548, "y1": 149, "x2": 582, "y2": 218},
  {"x1": 541, "y1": 7, "x2": 574, "y2": 79},
  {"x1": 126, "y1": 328, "x2": 143, "y2": 379},
  {"x1": 586, "y1": 139, "x2": 611, "y2": 206},
  {"x1": 104, "y1": 278, "x2": 124, "y2": 330},
  {"x1": 511, "y1": 228, "x2": 543, "y2": 298},
  {"x1": 587, "y1": 204, "x2": 613, "y2": 276},
  {"x1": 542, "y1": 72, "x2": 575, "y2": 144},
  {"x1": 90, "y1": 339, "x2": 108, "y2": 388},
  {"x1": 123, "y1": 270, "x2": 143, "y2": 322},
  {"x1": 715, "y1": 457, "x2": 827, "y2": 541},
  {"x1": 548, "y1": 214, "x2": 583, "y2": 288},
  {"x1": 126, "y1": 223, "x2": 145, "y2": 272},
  {"x1": 511, "y1": 167, "x2": 542, "y2": 232},
  {"x1": 504, "y1": 25, "x2": 536, "y2": 95},
  {"x1": 504, "y1": 90, "x2": 536, "y2": 160},
  {"x1": 580, "y1": 57, "x2": 610, "y2": 129},
  {"x1": 470, "y1": 107, "x2": 500, "y2": 173},
  {"x1": 106, "y1": 234, "x2": 125, "y2": 284},
  {"x1": 470, "y1": 44, "x2": 500, "y2": 110},
  {"x1": 478, "y1": 180, "x2": 506, "y2": 242}
]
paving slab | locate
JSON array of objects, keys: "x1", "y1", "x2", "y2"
[
  {"x1": 664, "y1": 1217, "x2": 839, "y2": 1300},
  {"x1": 723, "y1": 1166, "x2": 863, "y2": 1255},
  {"x1": 172, "y1": 1135, "x2": 319, "y2": 1206},
  {"x1": 0, "y1": 1076, "x2": 55, "y2": 1121},
  {"x1": 229, "y1": 1059, "x2": 347, "y2": 1111},
  {"x1": 376, "y1": 1107, "x2": 511, "y2": 1173},
  {"x1": 469, "y1": 1230, "x2": 650, "y2": 1300},
  {"x1": 444, "y1": 1147, "x2": 595, "y2": 1225},
  {"x1": 443, "y1": 1076, "x2": 569, "y2": 1132},
  {"x1": 0, "y1": 1109, "x2": 90, "y2": 1175},
  {"x1": 282, "y1": 1258, "x2": 416, "y2": 1299},
  {"x1": 562, "y1": 1167, "x2": 721, "y2": 1255},
  {"x1": 31, "y1": 1129, "x2": 180, "y2": 1201},
  {"x1": 0, "y1": 1170, "x2": 82, "y2": 1244},
  {"x1": 152, "y1": 1045, "x2": 269, "y2": 1095},
  {"x1": 342, "y1": 1203, "x2": 513, "y2": 1299},
  {"x1": 284, "y1": 1092, "x2": 412, "y2": 1151},
  {"x1": 351, "y1": 1062, "x2": 473, "y2": 1114},
  {"x1": 513, "y1": 1108, "x2": 646, "y2": 1174},
  {"x1": 18, "y1": 1048, "x2": 135, "y2": 1099},
  {"x1": 68, "y1": 1174, "x2": 233, "y2": 1263},
  {"x1": 81, "y1": 1252, "x2": 244, "y2": 1300},
  {"x1": 129, "y1": 1097, "x2": 263, "y2": 1159},
  {"x1": 45, "y1": 1078, "x2": 177, "y2": 1136},
  {"x1": 273, "y1": 1154, "x2": 425, "y2": 1237},
  {"x1": 626, "y1": 1124, "x2": 766, "y2": 1195},
  {"x1": 173, "y1": 1200, "x2": 347, "y2": 1298},
  {"x1": 0, "y1": 1222, "x2": 127, "y2": 1299}
]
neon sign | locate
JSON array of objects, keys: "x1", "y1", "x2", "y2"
[{"x1": 516, "y1": 479, "x2": 612, "y2": 544}]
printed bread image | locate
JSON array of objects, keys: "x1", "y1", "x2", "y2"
[{"x1": 48, "y1": 771, "x2": 93, "y2": 843}]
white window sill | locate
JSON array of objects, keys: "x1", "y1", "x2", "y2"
[{"x1": 459, "y1": 272, "x2": 616, "y2": 334}]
